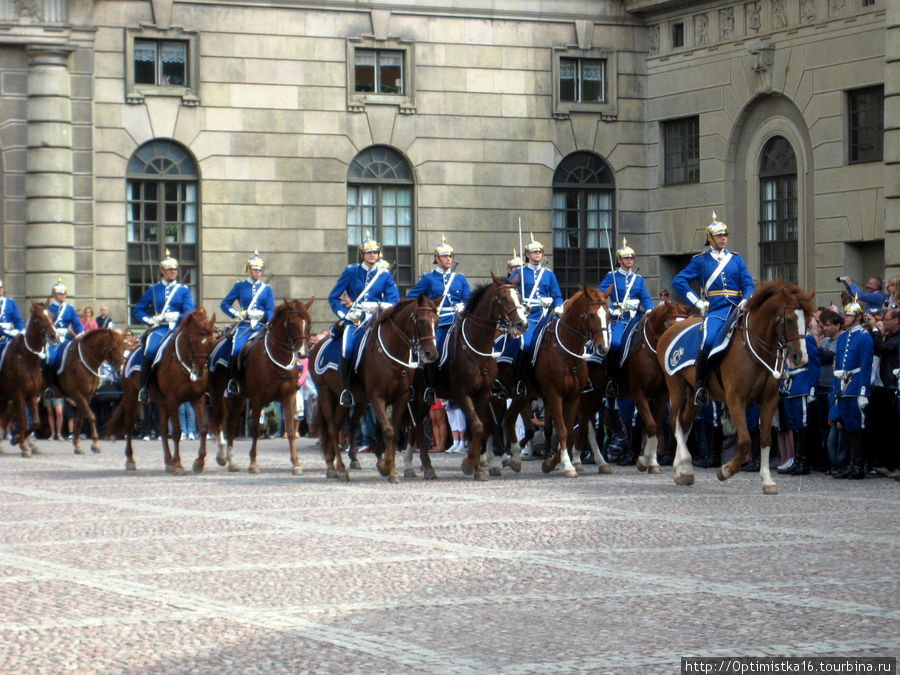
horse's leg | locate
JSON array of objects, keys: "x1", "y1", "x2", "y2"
[
  {"x1": 457, "y1": 394, "x2": 487, "y2": 481},
  {"x1": 285, "y1": 392, "x2": 304, "y2": 477},
  {"x1": 247, "y1": 397, "x2": 263, "y2": 474},
  {"x1": 26, "y1": 395, "x2": 42, "y2": 455},
  {"x1": 481, "y1": 394, "x2": 506, "y2": 477},
  {"x1": 541, "y1": 392, "x2": 568, "y2": 475},
  {"x1": 669, "y1": 377, "x2": 697, "y2": 486},
  {"x1": 162, "y1": 399, "x2": 184, "y2": 475},
  {"x1": 586, "y1": 418, "x2": 612, "y2": 474},
  {"x1": 124, "y1": 394, "x2": 138, "y2": 471},
  {"x1": 415, "y1": 403, "x2": 437, "y2": 480},
  {"x1": 555, "y1": 394, "x2": 580, "y2": 478},
  {"x1": 191, "y1": 397, "x2": 210, "y2": 474},
  {"x1": 15, "y1": 395, "x2": 29, "y2": 457},
  {"x1": 755, "y1": 386, "x2": 779, "y2": 495},
  {"x1": 371, "y1": 398, "x2": 400, "y2": 482},
  {"x1": 69, "y1": 392, "x2": 96, "y2": 454},
  {"x1": 501, "y1": 396, "x2": 529, "y2": 472},
  {"x1": 635, "y1": 390, "x2": 663, "y2": 474},
  {"x1": 347, "y1": 404, "x2": 363, "y2": 471}
]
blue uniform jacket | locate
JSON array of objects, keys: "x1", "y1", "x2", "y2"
[
  {"x1": 0, "y1": 295, "x2": 25, "y2": 339},
  {"x1": 48, "y1": 300, "x2": 84, "y2": 338},
  {"x1": 406, "y1": 268, "x2": 471, "y2": 327},
  {"x1": 830, "y1": 325, "x2": 874, "y2": 402},
  {"x1": 845, "y1": 282, "x2": 887, "y2": 314},
  {"x1": 133, "y1": 281, "x2": 196, "y2": 327},
  {"x1": 599, "y1": 269, "x2": 654, "y2": 357},
  {"x1": 220, "y1": 279, "x2": 276, "y2": 323},
  {"x1": 781, "y1": 333, "x2": 821, "y2": 398},
  {"x1": 514, "y1": 264, "x2": 564, "y2": 322},
  {"x1": 328, "y1": 264, "x2": 400, "y2": 321}
]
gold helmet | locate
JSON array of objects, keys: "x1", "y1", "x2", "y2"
[
  {"x1": 52, "y1": 278, "x2": 67, "y2": 294},
  {"x1": 434, "y1": 236, "x2": 454, "y2": 258},
  {"x1": 507, "y1": 249, "x2": 523, "y2": 269},
  {"x1": 616, "y1": 238, "x2": 636, "y2": 259},
  {"x1": 359, "y1": 231, "x2": 382, "y2": 254},
  {"x1": 843, "y1": 295, "x2": 864, "y2": 316},
  {"x1": 159, "y1": 249, "x2": 179, "y2": 271},
  {"x1": 524, "y1": 232, "x2": 544, "y2": 254},
  {"x1": 706, "y1": 212, "x2": 728, "y2": 237},
  {"x1": 246, "y1": 250, "x2": 265, "y2": 271}
]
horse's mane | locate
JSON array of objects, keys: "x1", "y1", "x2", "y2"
[
  {"x1": 273, "y1": 299, "x2": 310, "y2": 321},
  {"x1": 464, "y1": 283, "x2": 493, "y2": 314},
  {"x1": 177, "y1": 307, "x2": 210, "y2": 331},
  {"x1": 745, "y1": 279, "x2": 808, "y2": 312},
  {"x1": 371, "y1": 297, "x2": 419, "y2": 329}
]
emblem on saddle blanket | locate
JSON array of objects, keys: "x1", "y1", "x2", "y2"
[
  {"x1": 663, "y1": 322, "x2": 731, "y2": 376},
  {"x1": 313, "y1": 325, "x2": 373, "y2": 376}
]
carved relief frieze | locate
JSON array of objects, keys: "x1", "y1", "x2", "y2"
[
  {"x1": 719, "y1": 7, "x2": 735, "y2": 40},
  {"x1": 772, "y1": 0, "x2": 788, "y2": 29},
  {"x1": 746, "y1": 2, "x2": 762, "y2": 34},
  {"x1": 649, "y1": 25, "x2": 660, "y2": 55},
  {"x1": 14, "y1": 0, "x2": 41, "y2": 21},
  {"x1": 695, "y1": 14, "x2": 709, "y2": 46},
  {"x1": 800, "y1": 0, "x2": 816, "y2": 24}
]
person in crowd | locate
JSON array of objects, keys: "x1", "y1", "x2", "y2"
[
  {"x1": 429, "y1": 399, "x2": 449, "y2": 452},
  {"x1": 598, "y1": 240, "x2": 654, "y2": 396},
  {"x1": 840, "y1": 275, "x2": 886, "y2": 314},
  {"x1": 883, "y1": 276, "x2": 900, "y2": 311},
  {"x1": 811, "y1": 308, "x2": 844, "y2": 473},
  {"x1": 506, "y1": 250, "x2": 522, "y2": 278},
  {"x1": 43, "y1": 392, "x2": 64, "y2": 441},
  {"x1": 178, "y1": 401, "x2": 197, "y2": 441},
  {"x1": 81, "y1": 306, "x2": 99, "y2": 331},
  {"x1": 406, "y1": 236, "x2": 471, "y2": 405},
  {"x1": 867, "y1": 307, "x2": 899, "y2": 476},
  {"x1": 829, "y1": 297, "x2": 874, "y2": 479},
  {"x1": 44, "y1": 279, "x2": 84, "y2": 398},
  {"x1": 133, "y1": 250, "x2": 195, "y2": 403},
  {"x1": 96, "y1": 304, "x2": 114, "y2": 329},
  {"x1": 444, "y1": 399, "x2": 468, "y2": 454},
  {"x1": 328, "y1": 232, "x2": 400, "y2": 407},
  {"x1": 657, "y1": 288, "x2": 670, "y2": 306},
  {"x1": 219, "y1": 250, "x2": 275, "y2": 397},
  {"x1": 694, "y1": 400, "x2": 725, "y2": 468},
  {"x1": 672, "y1": 213, "x2": 754, "y2": 406},
  {"x1": 778, "y1": 326, "x2": 820, "y2": 475},
  {"x1": 0, "y1": 278, "x2": 25, "y2": 343}
]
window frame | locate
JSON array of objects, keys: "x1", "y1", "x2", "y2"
[
  {"x1": 662, "y1": 116, "x2": 700, "y2": 186},
  {"x1": 126, "y1": 27, "x2": 200, "y2": 106},
  {"x1": 347, "y1": 38, "x2": 416, "y2": 114},
  {"x1": 758, "y1": 136, "x2": 798, "y2": 284},
  {"x1": 552, "y1": 47, "x2": 618, "y2": 119},
  {"x1": 847, "y1": 85, "x2": 884, "y2": 165}
]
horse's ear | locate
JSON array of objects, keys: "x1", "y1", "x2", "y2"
[
  {"x1": 416, "y1": 294, "x2": 426, "y2": 307},
  {"x1": 306, "y1": 297, "x2": 315, "y2": 310},
  {"x1": 599, "y1": 286, "x2": 613, "y2": 300},
  {"x1": 491, "y1": 272, "x2": 501, "y2": 285},
  {"x1": 209, "y1": 313, "x2": 216, "y2": 325},
  {"x1": 283, "y1": 297, "x2": 289, "y2": 305}
]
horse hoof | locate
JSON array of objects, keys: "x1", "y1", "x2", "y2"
[
  {"x1": 461, "y1": 460, "x2": 474, "y2": 476},
  {"x1": 564, "y1": 468, "x2": 578, "y2": 478},
  {"x1": 636, "y1": 458, "x2": 648, "y2": 472},
  {"x1": 508, "y1": 461, "x2": 522, "y2": 473},
  {"x1": 291, "y1": 466, "x2": 303, "y2": 477},
  {"x1": 173, "y1": 466, "x2": 185, "y2": 476},
  {"x1": 673, "y1": 473, "x2": 695, "y2": 486},
  {"x1": 248, "y1": 466, "x2": 260, "y2": 474},
  {"x1": 424, "y1": 469, "x2": 437, "y2": 480},
  {"x1": 74, "y1": 447, "x2": 85, "y2": 455},
  {"x1": 376, "y1": 463, "x2": 389, "y2": 478},
  {"x1": 388, "y1": 474, "x2": 402, "y2": 484},
  {"x1": 716, "y1": 467, "x2": 731, "y2": 481},
  {"x1": 648, "y1": 465, "x2": 661, "y2": 475},
  {"x1": 474, "y1": 471, "x2": 488, "y2": 482},
  {"x1": 338, "y1": 472, "x2": 350, "y2": 482},
  {"x1": 126, "y1": 462, "x2": 136, "y2": 471},
  {"x1": 541, "y1": 460, "x2": 553, "y2": 474},
  {"x1": 192, "y1": 461, "x2": 204, "y2": 474},
  {"x1": 404, "y1": 468, "x2": 417, "y2": 479},
  {"x1": 762, "y1": 484, "x2": 779, "y2": 495},
  {"x1": 326, "y1": 468, "x2": 338, "y2": 479},
  {"x1": 21, "y1": 449, "x2": 30, "y2": 458},
  {"x1": 597, "y1": 464, "x2": 613, "y2": 474},
  {"x1": 573, "y1": 462, "x2": 583, "y2": 472},
  {"x1": 91, "y1": 443, "x2": 102, "y2": 454},
  {"x1": 165, "y1": 465, "x2": 175, "y2": 474},
  {"x1": 350, "y1": 460, "x2": 362, "y2": 470},
  {"x1": 488, "y1": 467, "x2": 502, "y2": 477},
  {"x1": 228, "y1": 463, "x2": 240, "y2": 473},
  {"x1": 216, "y1": 454, "x2": 227, "y2": 467}
]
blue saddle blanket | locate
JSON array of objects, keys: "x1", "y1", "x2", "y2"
[
  {"x1": 663, "y1": 320, "x2": 730, "y2": 376},
  {"x1": 313, "y1": 324, "x2": 373, "y2": 376},
  {"x1": 124, "y1": 347, "x2": 142, "y2": 379}
]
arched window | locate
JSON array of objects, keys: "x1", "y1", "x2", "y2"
[
  {"x1": 758, "y1": 136, "x2": 797, "y2": 283},
  {"x1": 552, "y1": 152, "x2": 615, "y2": 297},
  {"x1": 126, "y1": 140, "x2": 199, "y2": 321},
  {"x1": 347, "y1": 146, "x2": 414, "y2": 290}
]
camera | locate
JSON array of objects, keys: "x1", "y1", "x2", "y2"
[{"x1": 836, "y1": 276, "x2": 848, "y2": 283}]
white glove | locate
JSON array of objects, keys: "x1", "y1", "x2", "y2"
[
  {"x1": 357, "y1": 301, "x2": 379, "y2": 313},
  {"x1": 610, "y1": 307, "x2": 623, "y2": 319},
  {"x1": 0, "y1": 322, "x2": 11, "y2": 331},
  {"x1": 858, "y1": 395, "x2": 868, "y2": 409},
  {"x1": 623, "y1": 298, "x2": 640, "y2": 312},
  {"x1": 695, "y1": 299, "x2": 710, "y2": 315},
  {"x1": 553, "y1": 305, "x2": 563, "y2": 317},
  {"x1": 454, "y1": 302, "x2": 465, "y2": 314},
  {"x1": 378, "y1": 301, "x2": 393, "y2": 310},
  {"x1": 162, "y1": 311, "x2": 180, "y2": 323},
  {"x1": 738, "y1": 298, "x2": 748, "y2": 310},
  {"x1": 5, "y1": 328, "x2": 20, "y2": 337},
  {"x1": 55, "y1": 327, "x2": 68, "y2": 339},
  {"x1": 345, "y1": 309, "x2": 362, "y2": 323},
  {"x1": 539, "y1": 297, "x2": 553, "y2": 309},
  {"x1": 247, "y1": 309, "x2": 264, "y2": 320},
  {"x1": 145, "y1": 315, "x2": 159, "y2": 326}
]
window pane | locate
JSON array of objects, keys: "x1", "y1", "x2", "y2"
[
  {"x1": 379, "y1": 52, "x2": 403, "y2": 94},
  {"x1": 560, "y1": 59, "x2": 576, "y2": 102},
  {"x1": 581, "y1": 60, "x2": 605, "y2": 103},
  {"x1": 161, "y1": 42, "x2": 186, "y2": 85},
  {"x1": 355, "y1": 51, "x2": 376, "y2": 93},
  {"x1": 134, "y1": 40, "x2": 157, "y2": 84}
]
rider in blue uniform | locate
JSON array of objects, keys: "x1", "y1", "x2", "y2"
[
  {"x1": 134, "y1": 250, "x2": 196, "y2": 402},
  {"x1": 44, "y1": 278, "x2": 84, "y2": 397},
  {"x1": 829, "y1": 298, "x2": 874, "y2": 479},
  {"x1": 780, "y1": 331, "x2": 821, "y2": 475},
  {"x1": 406, "y1": 236, "x2": 471, "y2": 405},
  {"x1": 598, "y1": 240, "x2": 654, "y2": 395},
  {"x1": 672, "y1": 214, "x2": 755, "y2": 406},
  {"x1": 0, "y1": 279, "x2": 25, "y2": 344},
  {"x1": 329, "y1": 232, "x2": 400, "y2": 407},
  {"x1": 511, "y1": 234, "x2": 564, "y2": 395},
  {"x1": 220, "y1": 251, "x2": 276, "y2": 397}
]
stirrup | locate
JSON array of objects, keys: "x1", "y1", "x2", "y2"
[
  {"x1": 515, "y1": 380, "x2": 527, "y2": 397},
  {"x1": 339, "y1": 389, "x2": 354, "y2": 408},
  {"x1": 693, "y1": 387, "x2": 708, "y2": 407},
  {"x1": 423, "y1": 387, "x2": 436, "y2": 406},
  {"x1": 225, "y1": 379, "x2": 241, "y2": 397},
  {"x1": 605, "y1": 380, "x2": 618, "y2": 398},
  {"x1": 137, "y1": 387, "x2": 149, "y2": 403}
]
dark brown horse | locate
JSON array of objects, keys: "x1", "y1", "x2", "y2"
[
  {"x1": 58, "y1": 328, "x2": 127, "y2": 455},
  {"x1": 657, "y1": 280, "x2": 814, "y2": 494},
  {"x1": 106, "y1": 308, "x2": 215, "y2": 474},
  {"x1": 200, "y1": 298, "x2": 313, "y2": 475},
  {"x1": 0, "y1": 301, "x2": 59, "y2": 456},
  {"x1": 501, "y1": 286, "x2": 611, "y2": 477},
  {"x1": 312, "y1": 295, "x2": 439, "y2": 483},
  {"x1": 403, "y1": 274, "x2": 527, "y2": 481}
]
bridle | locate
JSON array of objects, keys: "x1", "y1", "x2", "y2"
[
  {"x1": 741, "y1": 300, "x2": 805, "y2": 379},
  {"x1": 264, "y1": 306, "x2": 310, "y2": 371},
  {"x1": 22, "y1": 310, "x2": 55, "y2": 358},
  {"x1": 174, "y1": 320, "x2": 212, "y2": 382},
  {"x1": 641, "y1": 305, "x2": 690, "y2": 355},
  {"x1": 460, "y1": 284, "x2": 525, "y2": 358},
  {"x1": 552, "y1": 296, "x2": 609, "y2": 361},
  {"x1": 377, "y1": 302, "x2": 438, "y2": 369}
]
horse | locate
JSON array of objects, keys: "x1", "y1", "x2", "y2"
[
  {"x1": 657, "y1": 280, "x2": 814, "y2": 494},
  {"x1": 403, "y1": 273, "x2": 528, "y2": 481},
  {"x1": 105, "y1": 308, "x2": 216, "y2": 474},
  {"x1": 311, "y1": 295, "x2": 439, "y2": 483},
  {"x1": 200, "y1": 298, "x2": 313, "y2": 475},
  {"x1": 501, "y1": 286, "x2": 611, "y2": 477},
  {"x1": 0, "y1": 301, "x2": 59, "y2": 456},
  {"x1": 57, "y1": 328, "x2": 127, "y2": 455},
  {"x1": 576, "y1": 300, "x2": 691, "y2": 474}
]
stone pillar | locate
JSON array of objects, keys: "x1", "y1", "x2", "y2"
[
  {"x1": 885, "y1": 2, "x2": 900, "y2": 279},
  {"x1": 25, "y1": 44, "x2": 76, "y2": 301}
]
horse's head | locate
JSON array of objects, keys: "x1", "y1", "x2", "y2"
[
  {"x1": 180, "y1": 307, "x2": 216, "y2": 372},
  {"x1": 650, "y1": 299, "x2": 692, "y2": 333},
  {"x1": 276, "y1": 297, "x2": 314, "y2": 359},
  {"x1": 411, "y1": 295, "x2": 439, "y2": 364},
  {"x1": 30, "y1": 301, "x2": 59, "y2": 346},
  {"x1": 102, "y1": 329, "x2": 128, "y2": 369},
  {"x1": 746, "y1": 281, "x2": 816, "y2": 369},
  {"x1": 782, "y1": 285, "x2": 816, "y2": 368},
  {"x1": 572, "y1": 286, "x2": 612, "y2": 357},
  {"x1": 490, "y1": 272, "x2": 528, "y2": 338}
]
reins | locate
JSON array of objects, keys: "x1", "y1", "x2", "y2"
[
  {"x1": 377, "y1": 304, "x2": 438, "y2": 369},
  {"x1": 740, "y1": 301, "x2": 804, "y2": 379}
]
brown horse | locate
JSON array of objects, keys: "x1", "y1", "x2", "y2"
[
  {"x1": 106, "y1": 308, "x2": 216, "y2": 474},
  {"x1": 501, "y1": 286, "x2": 611, "y2": 477},
  {"x1": 0, "y1": 301, "x2": 59, "y2": 456},
  {"x1": 200, "y1": 298, "x2": 313, "y2": 475},
  {"x1": 57, "y1": 328, "x2": 127, "y2": 455},
  {"x1": 312, "y1": 295, "x2": 439, "y2": 483},
  {"x1": 403, "y1": 274, "x2": 528, "y2": 481},
  {"x1": 657, "y1": 280, "x2": 814, "y2": 494}
]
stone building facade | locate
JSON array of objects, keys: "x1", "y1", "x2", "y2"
[{"x1": 0, "y1": 0, "x2": 894, "y2": 328}]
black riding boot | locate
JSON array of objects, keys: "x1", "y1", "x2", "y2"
[
  {"x1": 788, "y1": 427, "x2": 811, "y2": 475},
  {"x1": 513, "y1": 352, "x2": 529, "y2": 396},
  {"x1": 836, "y1": 431, "x2": 865, "y2": 479},
  {"x1": 338, "y1": 356, "x2": 355, "y2": 408},
  {"x1": 693, "y1": 351, "x2": 709, "y2": 406},
  {"x1": 137, "y1": 356, "x2": 153, "y2": 403},
  {"x1": 422, "y1": 362, "x2": 436, "y2": 406},
  {"x1": 224, "y1": 357, "x2": 241, "y2": 398},
  {"x1": 605, "y1": 356, "x2": 619, "y2": 398},
  {"x1": 741, "y1": 429, "x2": 761, "y2": 471},
  {"x1": 42, "y1": 364, "x2": 60, "y2": 400},
  {"x1": 697, "y1": 424, "x2": 721, "y2": 468}
]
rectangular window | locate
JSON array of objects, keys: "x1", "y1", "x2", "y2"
[
  {"x1": 663, "y1": 116, "x2": 700, "y2": 185},
  {"x1": 347, "y1": 185, "x2": 413, "y2": 291},
  {"x1": 552, "y1": 189, "x2": 613, "y2": 298},
  {"x1": 134, "y1": 39, "x2": 187, "y2": 86},
  {"x1": 862, "y1": 0, "x2": 874, "y2": 6},
  {"x1": 848, "y1": 85, "x2": 884, "y2": 164},
  {"x1": 673, "y1": 23, "x2": 685, "y2": 48},
  {"x1": 560, "y1": 58, "x2": 607, "y2": 104},
  {"x1": 759, "y1": 176, "x2": 798, "y2": 284},
  {"x1": 354, "y1": 49, "x2": 404, "y2": 95}
]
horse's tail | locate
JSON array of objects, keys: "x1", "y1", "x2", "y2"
[{"x1": 102, "y1": 398, "x2": 127, "y2": 439}]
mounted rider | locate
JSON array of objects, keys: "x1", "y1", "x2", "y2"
[
  {"x1": 406, "y1": 236, "x2": 471, "y2": 405},
  {"x1": 506, "y1": 250, "x2": 523, "y2": 278},
  {"x1": 219, "y1": 250, "x2": 275, "y2": 397},
  {"x1": 43, "y1": 278, "x2": 84, "y2": 397},
  {"x1": 598, "y1": 239, "x2": 654, "y2": 395},
  {"x1": 510, "y1": 234, "x2": 564, "y2": 395},
  {"x1": 672, "y1": 213, "x2": 755, "y2": 406},
  {"x1": 134, "y1": 250, "x2": 196, "y2": 403},
  {"x1": 328, "y1": 232, "x2": 400, "y2": 408},
  {"x1": 0, "y1": 279, "x2": 25, "y2": 344}
]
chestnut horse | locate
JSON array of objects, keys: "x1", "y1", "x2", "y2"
[
  {"x1": 0, "y1": 301, "x2": 59, "y2": 456},
  {"x1": 58, "y1": 328, "x2": 127, "y2": 455},
  {"x1": 657, "y1": 280, "x2": 814, "y2": 494},
  {"x1": 200, "y1": 298, "x2": 313, "y2": 475},
  {"x1": 402, "y1": 274, "x2": 527, "y2": 481},
  {"x1": 106, "y1": 308, "x2": 215, "y2": 474},
  {"x1": 312, "y1": 295, "x2": 439, "y2": 483},
  {"x1": 501, "y1": 286, "x2": 611, "y2": 477}
]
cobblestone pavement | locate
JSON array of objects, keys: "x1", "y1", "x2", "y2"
[{"x1": 1, "y1": 435, "x2": 898, "y2": 673}]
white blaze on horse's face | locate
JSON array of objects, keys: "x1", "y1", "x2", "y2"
[
  {"x1": 508, "y1": 289, "x2": 528, "y2": 337},
  {"x1": 296, "y1": 319, "x2": 309, "y2": 358},
  {"x1": 794, "y1": 308, "x2": 808, "y2": 366},
  {"x1": 596, "y1": 305, "x2": 611, "y2": 352}
]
